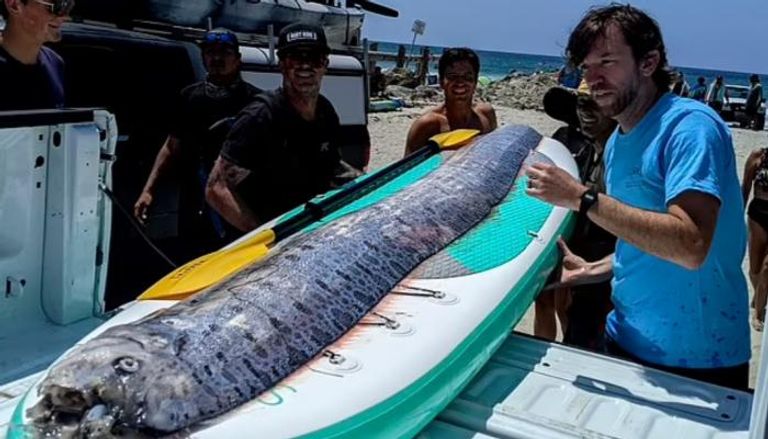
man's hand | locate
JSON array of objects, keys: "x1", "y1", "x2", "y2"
[
  {"x1": 558, "y1": 239, "x2": 590, "y2": 286},
  {"x1": 525, "y1": 163, "x2": 587, "y2": 211},
  {"x1": 544, "y1": 239, "x2": 614, "y2": 290},
  {"x1": 133, "y1": 191, "x2": 153, "y2": 224}
]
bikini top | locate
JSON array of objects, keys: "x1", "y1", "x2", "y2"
[{"x1": 755, "y1": 148, "x2": 768, "y2": 190}]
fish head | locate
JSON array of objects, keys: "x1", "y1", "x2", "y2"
[{"x1": 27, "y1": 324, "x2": 196, "y2": 435}]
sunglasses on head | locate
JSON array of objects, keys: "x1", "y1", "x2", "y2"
[
  {"x1": 32, "y1": 0, "x2": 74, "y2": 16},
  {"x1": 203, "y1": 32, "x2": 237, "y2": 46}
]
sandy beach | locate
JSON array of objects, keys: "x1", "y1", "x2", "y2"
[{"x1": 367, "y1": 103, "x2": 767, "y2": 388}]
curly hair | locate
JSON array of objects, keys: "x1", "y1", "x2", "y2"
[{"x1": 566, "y1": 4, "x2": 673, "y2": 90}]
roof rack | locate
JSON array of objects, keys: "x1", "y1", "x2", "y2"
[{"x1": 73, "y1": 17, "x2": 275, "y2": 47}]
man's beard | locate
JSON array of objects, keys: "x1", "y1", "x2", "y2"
[{"x1": 601, "y1": 84, "x2": 637, "y2": 119}]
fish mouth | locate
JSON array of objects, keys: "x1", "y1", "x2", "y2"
[{"x1": 27, "y1": 386, "x2": 120, "y2": 437}]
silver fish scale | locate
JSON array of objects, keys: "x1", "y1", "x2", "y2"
[{"x1": 35, "y1": 125, "x2": 541, "y2": 434}]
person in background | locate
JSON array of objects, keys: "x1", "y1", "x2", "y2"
[
  {"x1": 369, "y1": 65, "x2": 385, "y2": 97},
  {"x1": 403, "y1": 47, "x2": 497, "y2": 156},
  {"x1": 535, "y1": 82, "x2": 617, "y2": 348},
  {"x1": 746, "y1": 74, "x2": 764, "y2": 130},
  {"x1": 689, "y1": 75, "x2": 708, "y2": 102},
  {"x1": 742, "y1": 146, "x2": 768, "y2": 331},
  {"x1": 134, "y1": 28, "x2": 261, "y2": 260},
  {"x1": 671, "y1": 71, "x2": 689, "y2": 97},
  {"x1": 0, "y1": 0, "x2": 72, "y2": 110},
  {"x1": 706, "y1": 75, "x2": 727, "y2": 114},
  {"x1": 206, "y1": 22, "x2": 361, "y2": 232},
  {"x1": 558, "y1": 63, "x2": 583, "y2": 89},
  {"x1": 527, "y1": 4, "x2": 750, "y2": 390}
]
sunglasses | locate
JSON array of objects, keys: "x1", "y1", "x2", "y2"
[
  {"x1": 203, "y1": 32, "x2": 237, "y2": 46},
  {"x1": 33, "y1": 0, "x2": 74, "y2": 16},
  {"x1": 283, "y1": 50, "x2": 327, "y2": 67}
]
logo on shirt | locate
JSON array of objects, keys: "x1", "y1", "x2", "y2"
[{"x1": 319, "y1": 142, "x2": 330, "y2": 153}]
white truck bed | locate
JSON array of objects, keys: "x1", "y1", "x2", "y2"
[
  {"x1": 2, "y1": 333, "x2": 755, "y2": 439},
  {"x1": 420, "y1": 333, "x2": 752, "y2": 439}
]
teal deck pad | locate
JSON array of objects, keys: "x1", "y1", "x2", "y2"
[{"x1": 279, "y1": 151, "x2": 555, "y2": 277}]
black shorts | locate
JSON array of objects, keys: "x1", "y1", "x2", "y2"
[
  {"x1": 563, "y1": 281, "x2": 612, "y2": 350},
  {"x1": 748, "y1": 198, "x2": 768, "y2": 232}
]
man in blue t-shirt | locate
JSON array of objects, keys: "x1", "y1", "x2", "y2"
[{"x1": 526, "y1": 4, "x2": 750, "y2": 390}]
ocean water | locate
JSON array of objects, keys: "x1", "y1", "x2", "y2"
[{"x1": 372, "y1": 41, "x2": 762, "y2": 88}]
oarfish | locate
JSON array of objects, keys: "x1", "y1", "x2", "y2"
[{"x1": 27, "y1": 125, "x2": 540, "y2": 437}]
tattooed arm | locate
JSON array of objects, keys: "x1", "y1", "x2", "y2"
[{"x1": 205, "y1": 156, "x2": 261, "y2": 232}]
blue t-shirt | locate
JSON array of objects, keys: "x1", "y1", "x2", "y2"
[{"x1": 604, "y1": 93, "x2": 750, "y2": 369}]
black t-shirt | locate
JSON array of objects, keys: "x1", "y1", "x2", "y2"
[
  {"x1": 221, "y1": 88, "x2": 342, "y2": 223},
  {"x1": 0, "y1": 45, "x2": 65, "y2": 111},
  {"x1": 169, "y1": 78, "x2": 261, "y2": 177}
]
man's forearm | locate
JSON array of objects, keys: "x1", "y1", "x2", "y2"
[
  {"x1": 583, "y1": 254, "x2": 614, "y2": 284},
  {"x1": 588, "y1": 194, "x2": 709, "y2": 269},
  {"x1": 142, "y1": 137, "x2": 179, "y2": 194},
  {"x1": 206, "y1": 185, "x2": 261, "y2": 232}
]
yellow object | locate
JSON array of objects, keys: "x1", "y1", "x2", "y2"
[
  {"x1": 137, "y1": 128, "x2": 481, "y2": 301},
  {"x1": 138, "y1": 230, "x2": 275, "y2": 300},
  {"x1": 577, "y1": 78, "x2": 590, "y2": 95}
]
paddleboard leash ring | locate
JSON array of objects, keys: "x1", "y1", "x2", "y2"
[
  {"x1": 323, "y1": 350, "x2": 346, "y2": 365},
  {"x1": 360, "y1": 312, "x2": 401, "y2": 330},
  {"x1": 391, "y1": 285, "x2": 446, "y2": 300}
]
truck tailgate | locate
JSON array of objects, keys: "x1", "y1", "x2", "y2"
[{"x1": 421, "y1": 333, "x2": 751, "y2": 439}]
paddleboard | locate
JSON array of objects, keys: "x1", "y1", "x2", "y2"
[{"x1": 8, "y1": 132, "x2": 577, "y2": 438}]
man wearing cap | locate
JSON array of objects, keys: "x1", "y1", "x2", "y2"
[
  {"x1": 206, "y1": 22, "x2": 361, "y2": 232},
  {"x1": 403, "y1": 47, "x2": 497, "y2": 156},
  {"x1": 535, "y1": 83, "x2": 617, "y2": 348},
  {"x1": 0, "y1": 0, "x2": 72, "y2": 110},
  {"x1": 134, "y1": 28, "x2": 260, "y2": 260}
]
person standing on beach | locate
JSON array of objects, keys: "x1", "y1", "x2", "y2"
[
  {"x1": 671, "y1": 71, "x2": 689, "y2": 97},
  {"x1": 535, "y1": 83, "x2": 617, "y2": 349},
  {"x1": 526, "y1": 4, "x2": 750, "y2": 390},
  {"x1": 706, "y1": 75, "x2": 727, "y2": 114},
  {"x1": 403, "y1": 48, "x2": 497, "y2": 156},
  {"x1": 746, "y1": 74, "x2": 764, "y2": 130},
  {"x1": 689, "y1": 76, "x2": 708, "y2": 102},
  {"x1": 742, "y1": 147, "x2": 768, "y2": 331},
  {"x1": 134, "y1": 28, "x2": 261, "y2": 261},
  {"x1": 0, "y1": 0, "x2": 72, "y2": 110},
  {"x1": 206, "y1": 23, "x2": 361, "y2": 232}
]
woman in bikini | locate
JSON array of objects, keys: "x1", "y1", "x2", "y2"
[{"x1": 742, "y1": 147, "x2": 768, "y2": 331}]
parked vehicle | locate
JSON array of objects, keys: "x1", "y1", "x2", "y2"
[
  {"x1": 721, "y1": 84, "x2": 766, "y2": 130},
  {"x1": 43, "y1": 22, "x2": 371, "y2": 310}
]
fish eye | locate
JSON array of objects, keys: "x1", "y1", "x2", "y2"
[{"x1": 114, "y1": 357, "x2": 140, "y2": 374}]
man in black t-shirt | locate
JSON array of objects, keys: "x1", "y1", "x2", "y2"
[
  {"x1": 134, "y1": 28, "x2": 260, "y2": 259},
  {"x1": 206, "y1": 22, "x2": 361, "y2": 232},
  {"x1": 0, "y1": 0, "x2": 71, "y2": 110}
]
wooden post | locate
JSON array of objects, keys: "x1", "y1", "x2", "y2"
[{"x1": 396, "y1": 44, "x2": 406, "y2": 69}]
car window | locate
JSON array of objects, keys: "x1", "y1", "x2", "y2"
[{"x1": 727, "y1": 87, "x2": 749, "y2": 99}]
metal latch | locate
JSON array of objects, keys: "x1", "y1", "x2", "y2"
[{"x1": 5, "y1": 277, "x2": 25, "y2": 298}]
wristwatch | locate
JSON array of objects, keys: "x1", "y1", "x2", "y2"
[{"x1": 579, "y1": 187, "x2": 599, "y2": 217}]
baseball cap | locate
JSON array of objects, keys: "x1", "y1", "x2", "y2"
[
  {"x1": 201, "y1": 28, "x2": 239, "y2": 49},
  {"x1": 277, "y1": 22, "x2": 330, "y2": 54},
  {"x1": 543, "y1": 87, "x2": 579, "y2": 126}
]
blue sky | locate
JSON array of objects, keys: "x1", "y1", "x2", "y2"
[{"x1": 363, "y1": 0, "x2": 768, "y2": 74}]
